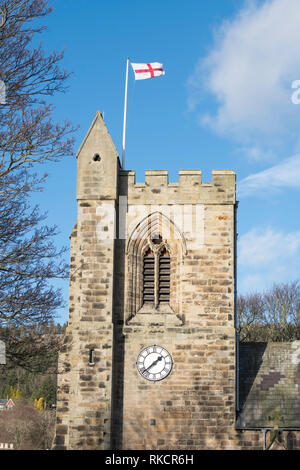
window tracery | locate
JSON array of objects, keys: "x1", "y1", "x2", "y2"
[{"x1": 126, "y1": 212, "x2": 186, "y2": 322}]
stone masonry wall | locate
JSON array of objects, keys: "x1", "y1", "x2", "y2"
[
  {"x1": 54, "y1": 112, "x2": 118, "y2": 450},
  {"x1": 111, "y1": 169, "x2": 238, "y2": 449},
  {"x1": 54, "y1": 200, "x2": 116, "y2": 450},
  {"x1": 54, "y1": 112, "x2": 300, "y2": 451},
  {"x1": 120, "y1": 326, "x2": 236, "y2": 450}
]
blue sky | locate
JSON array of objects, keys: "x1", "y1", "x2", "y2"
[{"x1": 32, "y1": 0, "x2": 300, "y2": 323}]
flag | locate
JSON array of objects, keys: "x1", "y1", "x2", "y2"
[{"x1": 131, "y1": 62, "x2": 165, "y2": 80}]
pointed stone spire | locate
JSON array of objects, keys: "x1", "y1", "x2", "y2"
[{"x1": 76, "y1": 111, "x2": 120, "y2": 200}]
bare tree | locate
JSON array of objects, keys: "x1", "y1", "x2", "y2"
[
  {"x1": 0, "y1": 0, "x2": 75, "y2": 370},
  {"x1": 37, "y1": 409, "x2": 56, "y2": 449},
  {"x1": 0, "y1": 0, "x2": 75, "y2": 179},
  {"x1": 0, "y1": 398, "x2": 39, "y2": 449},
  {"x1": 238, "y1": 281, "x2": 300, "y2": 342},
  {"x1": 0, "y1": 169, "x2": 67, "y2": 370},
  {"x1": 0, "y1": 397, "x2": 55, "y2": 449},
  {"x1": 264, "y1": 280, "x2": 300, "y2": 327},
  {"x1": 237, "y1": 292, "x2": 265, "y2": 341}
]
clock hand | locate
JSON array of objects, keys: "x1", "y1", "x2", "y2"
[{"x1": 144, "y1": 355, "x2": 163, "y2": 373}]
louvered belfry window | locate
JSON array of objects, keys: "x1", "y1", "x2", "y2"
[
  {"x1": 143, "y1": 248, "x2": 155, "y2": 303},
  {"x1": 143, "y1": 244, "x2": 170, "y2": 306},
  {"x1": 159, "y1": 248, "x2": 170, "y2": 303}
]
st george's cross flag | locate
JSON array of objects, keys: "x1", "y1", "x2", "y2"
[
  {"x1": 131, "y1": 62, "x2": 165, "y2": 80},
  {"x1": 121, "y1": 58, "x2": 166, "y2": 168}
]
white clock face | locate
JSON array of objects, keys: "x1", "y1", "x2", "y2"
[{"x1": 137, "y1": 346, "x2": 173, "y2": 381}]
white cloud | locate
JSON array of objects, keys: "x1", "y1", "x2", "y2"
[
  {"x1": 237, "y1": 145, "x2": 277, "y2": 163},
  {"x1": 188, "y1": 0, "x2": 300, "y2": 293},
  {"x1": 239, "y1": 268, "x2": 291, "y2": 294},
  {"x1": 237, "y1": 153, "x2": 300, "y2": 197},
  {"x1": 238, "y1": 226, "x2": 300, "y2": 292},
  {"x1": 238, "y1": 227, "x2": 300, "y2": 266},
  {"x1": 188, "y1": 0, "x2": 300, "y2": 147}
]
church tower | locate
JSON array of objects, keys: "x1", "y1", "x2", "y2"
[{"x1": 53, "y1": 112, "x2": 238, "y2": 450}]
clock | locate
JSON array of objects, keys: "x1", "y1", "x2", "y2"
[{"x1": 136, "y1": 345, "x2": 173, "y2": 381}]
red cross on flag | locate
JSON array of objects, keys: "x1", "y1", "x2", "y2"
[{"x1": 131, "y1": 62, "x2": 165, "y2": 80}]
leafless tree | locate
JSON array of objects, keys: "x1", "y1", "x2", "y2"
[
  {"x1": 264, "y1": 280, "x2": 300, "y2": 327},
  {"x1": 0, "y1": 398, "x2": 38, "y2": 449},
  {"x1": 237, "y1": 292, "x2": 265, "y2": 341},
  {"x1": 0, "y1": 0, "x2": 75, "y2": 370},
  {"x1": 37, "y1": 409, "x2": 56, "y2": 449},
  {"x1": 0, "y1": 166, "x2": 67, "y2": 371},
  {"x1": 0, "y1": 0, "x2": 75, "y2": 179},
  {"x1": 0, "y1": 398, "x2": 55, "y2": 449},
  {"x1": 238, "y1": 281, "x2": 300, "y2": 342}
]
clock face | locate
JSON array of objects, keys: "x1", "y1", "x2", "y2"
[{"x1": 136, "y1": 345, "x2": 173, "y2": 381}]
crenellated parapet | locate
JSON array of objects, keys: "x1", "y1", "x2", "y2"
[
  {"x1": 119, "y1": 169, "x2": 236, "y2": 205},
  {"x1": 55, "y1": 111, "x2": 240, "y2": 452}
]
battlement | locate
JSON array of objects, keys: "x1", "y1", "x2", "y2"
[{"x1": 119, "y1": 169, "x2": 236, "y2": 205}]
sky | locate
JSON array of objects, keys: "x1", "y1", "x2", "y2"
[{"x1": 31, "y1": 0, "x2": 300, "y2": 324}]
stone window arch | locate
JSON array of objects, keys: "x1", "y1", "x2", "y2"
[{"x1": 126, "y1": 212, "x2": 186, "y2": 322}]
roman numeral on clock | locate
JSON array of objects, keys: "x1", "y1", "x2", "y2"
[{"x1": 137, "y1": 346, "x2": 173, "y2": 381}]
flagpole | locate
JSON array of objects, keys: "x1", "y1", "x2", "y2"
[{"x1": 122, "y1": 57, "x2": 130, "y2": 169}]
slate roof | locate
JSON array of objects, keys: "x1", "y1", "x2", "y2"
[{"x1": 237, "y1": 341, "x2": 300, "y2": 428}]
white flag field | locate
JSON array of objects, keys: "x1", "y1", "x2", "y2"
[
  {"x1": 131, "y1": 62, "x2": 165, "y2": 80},
  {"x1": 121, "y1": 59, "x2": 166, "y2": 168}
]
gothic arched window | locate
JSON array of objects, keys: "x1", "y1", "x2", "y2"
[
  {"x1": 126, "y1": 211, "x2": 187, "y2": 321},
  {"x1": 142, "y1": 242, "x2": 170, "y2": 307}
]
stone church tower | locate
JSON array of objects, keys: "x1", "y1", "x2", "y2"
[{"x1": 53, "y1": 111, "x2": 239, "y2": 450}]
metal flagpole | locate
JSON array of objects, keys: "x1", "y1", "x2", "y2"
[{"x1": 122, "y1": 57, "x2": 130, "y2": 169}]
